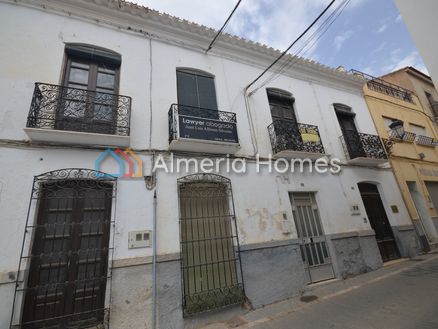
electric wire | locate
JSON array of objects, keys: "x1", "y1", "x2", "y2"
[
  {"x1": 249, "y1": 0, "x2": 352, "y2": 95},
  {"x1": 206, "y1": 0, "x2": 242, "y2": 53},
  {"x1": 244, "y1": 0, "x2": 336, "y2": 94}
]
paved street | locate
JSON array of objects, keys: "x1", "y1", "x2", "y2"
[{"x1": 205, "y1": 253, "x2": 438, "y2": 329}]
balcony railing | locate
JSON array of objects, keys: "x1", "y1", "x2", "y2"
[
  {"x1": 341, "y1": 131, "x2": 387, "y2": 161},
  {"x1": 350, "y1": 70, "x2": 414, "y2": 103},
  {"x1": 168, "y1": 104, "x2": 238, "y2": 144},
  {"x1": 26, "y1": 83, "x2": 131, "y2": 136},
  {"x1": 389, "y1": 130, "x2": 416, "y2": 143},
  {"x1": 268, "y1": 119, "x2": 325, "y2": 155},
  {"x1": 415, "y1": 135, "x2": 438, "y2": 147}
]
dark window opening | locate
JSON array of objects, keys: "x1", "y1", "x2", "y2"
[
  {"x1": 267, "y1": 88, "x2": 302, "y2": 150},
  {"x1": 176, "y1": 69, "x2": 218, "y2": 119},
  {"x1": 334, "y1": 104, "x2": 366, "y2": 158},
  {"x1": 267, "y1": 89, "x2": 297, "y2": 122},
  {"x1": 425, "y1": 91, "x2": 438, "y2": 118}
]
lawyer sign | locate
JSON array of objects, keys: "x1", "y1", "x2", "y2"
[{"x1": 178, "y1": 115, "x2": 238, "y2": 143}]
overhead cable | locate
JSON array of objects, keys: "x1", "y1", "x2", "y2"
[
  {"x1": 249, "y1": 0, "x2": 352, "y2": 95},
  {"x1": 206, "y1": 0, "x2": 243, "y2": 53},
  {"x1": 244, "y1": 0, "x2": 336, "y2": 94}
]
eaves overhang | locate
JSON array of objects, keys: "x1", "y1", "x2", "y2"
[{"x1": 7, "y1": 0, "x2": 366, "y2": 90}]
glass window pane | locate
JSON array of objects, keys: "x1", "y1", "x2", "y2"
[
  {"x1": 97, "y1": 72, "x2": 115, "y2": 89},
  {"x1": 69, "y1": 67, "x2": 89, "y2": 85},
  {"x1": 71, "y1": 62, "x2": 90, "y2": 69},
  {"x1": 67, "y1": 83, "x2": 87, "y2": 90},
  {"x1": 98, "y1": 66, "x2": 116, "y2": 74}
]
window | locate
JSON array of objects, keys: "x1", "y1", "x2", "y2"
[
  {"x1": 410, "y1": 123, "x2": 428, "y2": 137},
  {"x1": 176, "y1": 69, "x2": 217, "y2": 110},
  {"x1": 267, "y1": 88, "x2": 297, "y2": 121},
  {"x1": 58, "y1": 44, "x2": 121, "y2": 134},
  {"x1": 178, "y1": 175, "x2": 244, "y2": 316},
  {"x1": 425, "y1": 91, "x2": 438, "y2": 117}
]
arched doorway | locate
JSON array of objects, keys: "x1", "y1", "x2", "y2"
[
  {"x1": 11, "y1": 169, "x2": 116, "y2": 328},
  {"x1": 358, "y1": 182, "x2": 400, "y2": 262},
  {"x1": 177, "y1": 174, "x2": 245, "y2": 316}
]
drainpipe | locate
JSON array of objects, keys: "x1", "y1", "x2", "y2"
[
  {"x1": 243, "y1": 87, "x2": 258, "y2": 156},
  {"x1": 152, "y1": 188, "x2": 157, "y2": 329}
]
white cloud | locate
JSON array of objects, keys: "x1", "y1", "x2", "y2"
[
  {"x1": 334, "y1": 30, "x2": 353, "y2": 51},
  {"x1": 395, "y1": 14, "x2": 402, "y2": 23},
  {"x1": 376, "y1": 23, "x2": 388, "y2": 34},
  {"x1": 133, "y1": 0, "x2": 359, "y2": 53},
  {"x1": 380, "y1": 51, "x2": 429, "y2": 75}
]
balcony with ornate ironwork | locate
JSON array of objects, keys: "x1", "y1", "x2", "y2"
[
  {"x1": 267, "y1": 119, "x2": 326, "y2": 159},
  {"x1": 415, "y1": 135, "x2": 438, "y2": 147},
  {"x1": 350, "y1": 70, "x2": 415, "y2": 103},
  {"x1": 168, "y1": 104, "x2": 239, "y2": 154},
  {"x1": 340, "y1": 131, "x2": 388, "y2": 166},
  {"x1": 24, "y1": 82, "x2": 132, "y2": 147},
  {"x1": 389, "y1": 130, "x2": 416, "y2": 143}
]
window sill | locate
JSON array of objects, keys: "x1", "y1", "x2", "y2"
[{"x1": 24, "y1": 127, "x2": 130, "y2": 147}]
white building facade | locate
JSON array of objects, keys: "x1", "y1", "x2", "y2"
[{"x1": 0, "y1": 1, "x2": 419, "y2": 328}]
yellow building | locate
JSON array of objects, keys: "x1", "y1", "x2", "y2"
[{"x1": 355, "y1": 69, "x2": 438, "y2": 251}]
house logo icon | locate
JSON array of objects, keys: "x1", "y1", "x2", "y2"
[{"x1": 95, "y1": 148, "x2": 143, "y2": 178}]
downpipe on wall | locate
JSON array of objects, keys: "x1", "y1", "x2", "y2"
[
  {"x1": 243, "y1": 87, "x2": 258, "y2": 156},
  {"x1": 152, "y1": 188, "x2": 157, "y2": 329},
  {"x1": 144, "y1": 153, "x2": 157, "y2": 329}
]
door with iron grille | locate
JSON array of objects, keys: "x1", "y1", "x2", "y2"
[
  {"x1": 178, "y1": 174, "x2": 245, "y2": 316},
  {"x1": 19, "y1": 175, "x2": 113, "y2": 328},
  {"x1": 358, "y1": 183, "x2": 400, "y2": 262},
  {"x1": 290, "y1": 192, "x2": 334, "y2": 283}
]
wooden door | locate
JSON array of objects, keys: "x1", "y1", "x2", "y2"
[
  {"x1": 58, "y1": 58, "x2": 119, "y2": 134},
  {"x1": 358, "y1": 183, "x2": 400, "y2": 262},
  {"x1": 22, "y1": 180, "x2": 112, "y2": 328},
  {"x1": 336, "y1": 112, "x2": 365, "y2": 158}
]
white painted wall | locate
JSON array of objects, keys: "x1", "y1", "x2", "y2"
[
  {"x1": 395, "y1": 0, "x2": 438, "y2": 87},
  {"x1": 0, "y1": 0, "x2": 413, "y2": 271},
  {"x1": 0, "y1": 1, "x2": 413, "y2": 327}
]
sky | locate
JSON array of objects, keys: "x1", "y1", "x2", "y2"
[{"x1": 134, "y1": 0, "x2": 428, "y2": 77}]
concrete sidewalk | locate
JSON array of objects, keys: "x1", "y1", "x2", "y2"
[{"x1": 200, "y1": 252, "x2": 438, "y2": 329}]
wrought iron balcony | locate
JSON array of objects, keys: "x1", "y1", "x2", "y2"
[
  {"x1": 350, "y1": 70, "x2": 414, "y2": 103},
  {"x1": 340, "y1": 131, "x2": 387, "y2": 165},
  {"x1": 389, "y1": 130, "x2": 416, "y2": 143},
  {"x1": 168, "y1": 104, "x2": 239, "y2": 154},
  {"x1": 268, "y1": 119, "x2": 325, "y2": 158},
  {"x1": 415, "y1": 135, "x2": 437, "y2": 147},
  {"x1": 26, "y1": 83, "x2": 131, "y2": 138}
]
